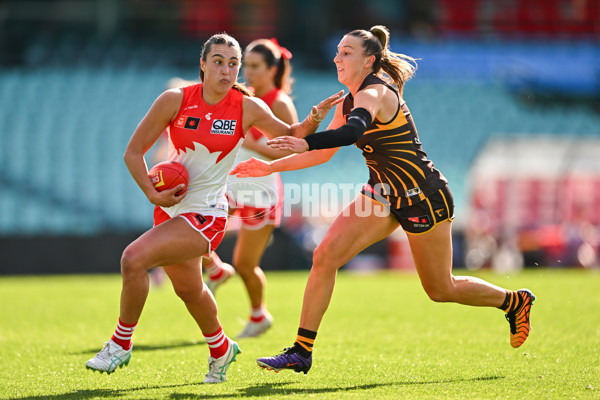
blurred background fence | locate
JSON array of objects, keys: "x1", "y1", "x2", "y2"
[{"x1": 1, "y1": 0, "x2": 599, "y2": 274}]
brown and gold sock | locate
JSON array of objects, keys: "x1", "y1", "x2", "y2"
[
  {"x1": 294, "y1": 327, "x2": 317, "y2": 358},
  {"x1": 498, "y1": 290, "x2": 517, "y2": 312}
]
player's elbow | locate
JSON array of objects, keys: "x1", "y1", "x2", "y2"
[
  {"x1": 123, "y1": 147, "x2": 143, "y2": 166},
  {"x1": 346, "y1": 125, "x2": 363, "y2": 143},
  {"x1": 123, "y1": 147, "x2": 134, "y2": 164}
]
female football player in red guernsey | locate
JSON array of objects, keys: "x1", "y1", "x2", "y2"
[
  {"x1": 85, "y1": 33, "x2": 342, "y2": 383},
  {"x1": 202, "y1": 38, "x2": 299, "y2": 339},
  {"x1": 231, "y1": 26, "x2": 536, "y2": 374}
]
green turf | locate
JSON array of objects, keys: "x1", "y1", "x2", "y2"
[{"x1": 1, "y1": 268, "x2": 599, "y2": 399}]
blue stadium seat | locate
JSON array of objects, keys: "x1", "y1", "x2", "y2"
[{"x1": 1, "y1": 38, "x2": 599, "y2": 235}]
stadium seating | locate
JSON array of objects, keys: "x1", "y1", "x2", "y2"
[{"x1": 1, "y1": 37, "x2": 599, "y2": 234}]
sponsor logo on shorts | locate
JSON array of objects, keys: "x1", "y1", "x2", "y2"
[
  {"x1": 408, "y1": 215, "x2": 432, "y2": 228},
  {"x1": 211, "y1": 119, "x2": 237, "y2": 135}
]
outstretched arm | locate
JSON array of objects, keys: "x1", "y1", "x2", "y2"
[
  {"x1": 231, "y1": 106, "x2": 346, "y2": 177},
  {"x1": 242, "y1": 133, "x2": 292, "y2": 160},
  {"x1": 229, "y1": 147, "x2": 339, "y2": 177},
  {"x1": 244, "y1": 90, "x2": 344, "y2": 140},
  {"x1": 241, "y1": 92, "x2": 299, "y2": 160},
  {"x1": 267, "y1": 87, "x2": 381, "y2": 153},
  {"x1": 289, "y1": 90, "x2": 345, "y2": 138}
]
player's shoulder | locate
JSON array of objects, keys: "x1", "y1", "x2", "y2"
[
  {"x1": 243, "y1": 95, "x2": 270, "y2": 113},
  {"x1": 271, "y1": 90, "x2": 295, "y2": 108},
  {"x1": 272, "y1": 90, "x2": 294, "y2": 107},
  {"x1": 356, "y1": 82, "x2": 393, "y2": 106},
  {"x1": 160, "y1": 86, "x2": 187, "y2": 100},
  {"x1": 359, "y1": 82, "x2": 387, "y2": 95},
  {"x1": 153, "y1": 88, "x2": 184, "y2": 112}
]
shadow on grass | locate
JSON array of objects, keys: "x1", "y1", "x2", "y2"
[
  {"x1": 6, "y1": 382, "x2": 202, "y2": 400},
  {"x1": 8, "y1": 375, "x2": 504, "y2": 399},
  {"x1": 74, "y1": 340, "x2": 206, "y2": 355}
]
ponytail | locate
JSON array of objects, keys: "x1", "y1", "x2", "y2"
[
  {"x1": 245, "y1": 38, "x2": 294, "y2": 95},
  {"x1": 348, "y1": 25, "x2": 418, "y2": 96},
  {"x1": 232, "y1": 82, "x2": 253, "y2": 96}
]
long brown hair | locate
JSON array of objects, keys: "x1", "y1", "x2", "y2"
[
  {"x1": 347, "y1": 25, "x2": 417, "y2": 96},
  {"x1": 245, "y1": 38, "x2": 294, "y2": 95},
  {"x1": 199, "y1": 33, "x2": 253, "y2": 96}
]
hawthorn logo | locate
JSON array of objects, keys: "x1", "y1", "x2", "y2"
[{"x1": 174, "y1": 116, "x2": 201, "y2": 130}]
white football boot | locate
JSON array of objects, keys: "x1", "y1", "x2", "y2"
[
  {"x1": 203, "y1": 340, "x2": 242, "y2": 383},
  {"x1": 86, "y1": 339, "x2": 132, "y2": 374},
  {"x1": 237, "y1": 312, "x2": 273, "y2": 339},
  {"x1": 205, "y1": 263, "x2": 235, "y2": 294}
]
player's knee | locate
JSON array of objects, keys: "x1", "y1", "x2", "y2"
[
  {"x1": 423, "y1": 284, "x2": 453, "y2": 303},
  {"x1": 312, "y1": 245, "x2": 326, "y2": 268},
  {"x1": 120, "y1": 246, "x2": 146, "y2": 277},
  {"x1": 235, "y1": 265, "x2": 254, "y2": 280},
  {"x1": 231, "y1": 259, "x2": 251, "y2": 276},
  {"x1": 173, "y1": 284, "x2": 199, "y2": 303},
  {"x1": 312, "y1": 244, "x2": 339, "y2": 271}
]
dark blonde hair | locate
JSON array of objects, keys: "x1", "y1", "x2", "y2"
[
  {"x1": 245, "y1": 38, "x2": 294, "y2": 95},
  {"x1": 347, "y1": 25, "x2": 417, "y2": 96},
  {"x1": 200, "y1": 33, "x2": 253, "y2": 96}
]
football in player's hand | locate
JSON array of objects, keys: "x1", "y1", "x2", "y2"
[{"x1": 148, "y1": 161, "x2": 189, "y2": 196}]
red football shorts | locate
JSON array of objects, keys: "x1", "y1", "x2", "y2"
[
  {"x1": 153, "y1": 206, "x2": 227, "y2": 255},
  {"x1": 228, "y1": 176, "x2": 283, "y2": 230},
  {"x1": 230, "y1": 203, "x2": 282, "y2": 230}
]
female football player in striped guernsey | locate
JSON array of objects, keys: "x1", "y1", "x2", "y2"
[{"x1": 231, "y1": 25, "x2": 535, "y2": 374}]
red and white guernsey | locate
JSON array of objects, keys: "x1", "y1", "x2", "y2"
[
  {"x1": 228, "y1": 88, "x2": 283, "y2": 208},
  {"x1": 162, "y1": 83, "x2": 245, "y2": 218}
]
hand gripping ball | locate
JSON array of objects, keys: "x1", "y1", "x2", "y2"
[{"x1": 148, "y1": 161, "x2": 189, "y2": 196}]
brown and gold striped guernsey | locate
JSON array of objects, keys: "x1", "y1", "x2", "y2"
[{"x1": 343, "y1": 74, "x2": 447, "y2": 209}]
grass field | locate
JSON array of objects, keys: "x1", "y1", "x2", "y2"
[{"x1": 1, "y1": 268, "x2": 599, "y2": 399}]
